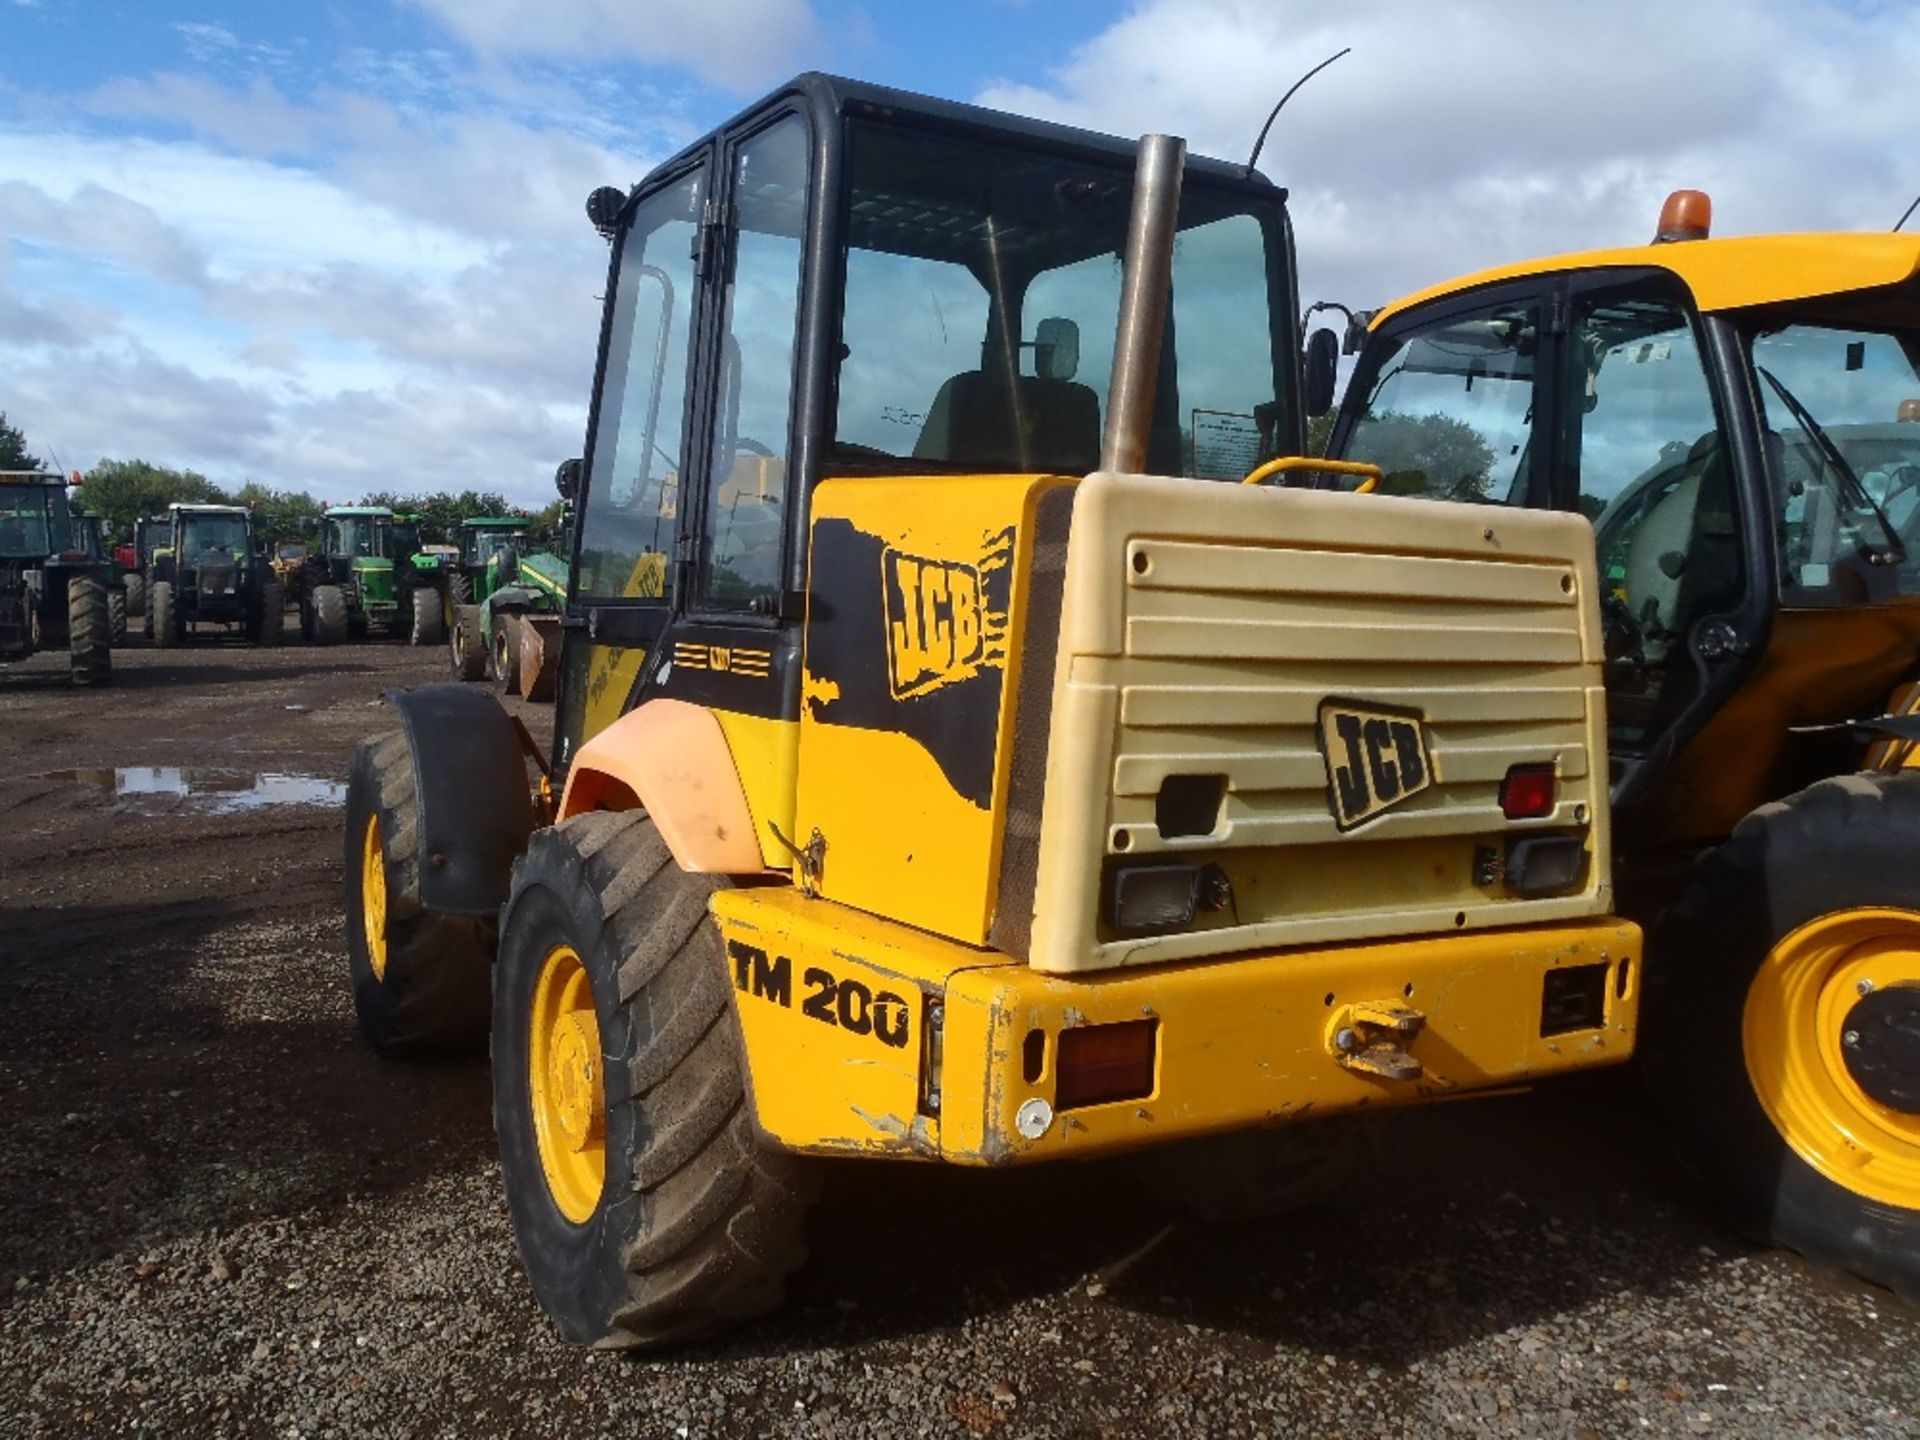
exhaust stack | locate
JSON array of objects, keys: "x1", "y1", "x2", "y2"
[{"x1": 1101, "y1": 133, "x2": 1186, "y2": 475}]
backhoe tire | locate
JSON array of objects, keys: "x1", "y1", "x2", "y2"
[
  {"x1": 344, "y1": 731, "x2": 493, "y2": 1058},
  {"x1": 1645, "y1": 772, "x2": 1920, "y2": 1306},
  {"x1": 68, "y1": 575, "x2": 111, "y2": 686},
  {"x1": 492, "y1": 612, "x2": 522, "y2": 696},
  {"x1": 253, "y1": 579, "x2": 284, "y2": 647},
  {"x1": 410, "y1": 586, "x2": 445, "y2": 646},
  {"x1": 311, "y1": 584, "x2": 348, "y2": 646},
  {"x1": 450, "y1": 604, "x2": 486, "y2": 681},
  {"x1": 494, "y1": 812, "x2": 815, "y2": 1348},
  {"x1": 107, "y1": 587, "x2": 128, "y2": 646},
  {"x1": 150, "y1": 580, "x2": 178, "y2": 649},
  {"x1": 124, "y1": 571, "x2": 145, "y2": 618}
]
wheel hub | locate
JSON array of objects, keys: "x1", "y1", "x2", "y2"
[
  {"x1": 527, "y1": 944, "x2": 606, "y2": 1223},
  {"x1": 361, "y1": 814, "x2": 388, "y2": 981},
  {"x1": 1841, "y1": 983, "x2": 1920, "y2": 1115},
  {"x1": 546, "y1": 1010, "x2": 603, "y2": 1151}
]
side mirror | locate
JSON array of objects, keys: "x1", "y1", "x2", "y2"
[
  {"x1": 585, "y1": 186, "x2": 626, "y2": 240},
  {"x1": 555, "y1": 457, "x2": 583, "y2": 501},
  {"x1": 1033, "y1": 316, "x2": 1081, "y2": 382},
  {"x1": 1303, "y1": 327, "x2": 1340, "y2": 418}
]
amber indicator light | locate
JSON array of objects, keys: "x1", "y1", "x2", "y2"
[{"x1": 1054, "y1": 1019, "x2": 1159, "y2": 1111}]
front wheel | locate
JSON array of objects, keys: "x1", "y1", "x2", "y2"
[
  {"x1": 253, "y1": 579, "x2": 284, "y2": 647},
  {"x1": 410, "y1": 586, "x2": 445, "y2": 646},
  {"x1": 311, "y1": 584, "x2": 348, "y2": 646},
  {"x1": 1646, "y1": 773, "x2": 1920, "y2": 1304},
  {"x1": 491, "y1": 612, "x2": 522, "y2": 696},
  {"x1": 149, "y1": 579, "x2": 178, "y2": 649},
  {"x1": 68, "y1": 575, "x2": 111, "y2": 685},
  {"x1": 124, "y1": 571, "x2": 145, "y2": 618},
  {"x1": 449, "y1": 604, "x2": 486, "y2": 681},
  {"x1": 494, "y1": 812, "x2": 815, "y2": 1347},
  {"x1": 107, "y1": 587, "x2": 128, "y2": 647}
]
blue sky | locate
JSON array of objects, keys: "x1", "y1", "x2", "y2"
[{"x1": 2, "y1": 0, "x2": 1916, "y2": 503}]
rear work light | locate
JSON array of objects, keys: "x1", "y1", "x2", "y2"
[
  {"x1": 1499, "y1": 764, "x2": 1557, "y2": 820},
  {"x1": 1054, "y1": 1020, "x2": 1158, "y2": 1111}
]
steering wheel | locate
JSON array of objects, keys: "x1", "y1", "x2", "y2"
[{"x1": 1600, "y1": 592, "x2": 1646, "y2": 669}]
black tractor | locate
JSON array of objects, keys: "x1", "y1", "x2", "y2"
[
  {"x1": 147, "y1": 503, "x2": 282, "y2": 647},
  {"x1": 70, "y1": 506, "x2": 130, "y2": 646},
  {"x1": 0, "y1": 470, "x2": 112, "y2": 685}
]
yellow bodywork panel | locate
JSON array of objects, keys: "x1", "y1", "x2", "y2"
[
  {"x1": 580, "y1": 643, "x2": 649, "y2": 748},
  {"x1": 796, "y1": 472, "x2": 1066, "y2": 945},
  {"x1": 713, "y1": 710, "x2": 800, "y2": 870},
  {"x1": 1373, "y1": 232, "x2": 1920, "y2": 329},
  {"x1": 713, "y1": 886, "x2": 1639, "y2": 1166},
  {"x1": 1868, "y1": 681, "x2": 1920, "y2": 773}
]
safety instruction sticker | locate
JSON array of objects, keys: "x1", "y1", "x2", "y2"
[{"x1": 1191, "y1": 409, "x2": 1261, "y2": 478}]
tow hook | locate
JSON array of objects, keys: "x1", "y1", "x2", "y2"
[{"x1": 1328, "y1": 1001, "x2": 1427, "y2": 1080}]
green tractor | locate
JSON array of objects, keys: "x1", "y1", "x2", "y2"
[
  {"x1": 70, "y1": 506, "x2": 130, "y2": 646},
  {"x1": 147, "y1": 503, "x2": 282, "y2": 648},
  {"x1": 386, "y1": 511, "x2": 449, "y2": 646},
  {"x1": 445, "y1": 515, "x2": 534, "y2": 681},
  {"x1": 295, "y1": 506, "x2": 399, "y2": 645},
  {"x1": 0, "y1": 470, "x2": 112, "y2": 685}
]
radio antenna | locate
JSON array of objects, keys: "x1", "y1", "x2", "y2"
[
  {"x1": 1895, "y1": 192, "x2": 1920, "y2": 232},
  {"x1": 1245, "y1": 47, "x2": 1351, "y2": 179}
]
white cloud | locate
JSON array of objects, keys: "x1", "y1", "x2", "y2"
[{"x1": 406, "y1": 0, "x2": 825, "y2": 91}]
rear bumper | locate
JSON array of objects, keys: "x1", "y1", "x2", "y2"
[{"x1": 711, "y1": 889, "x2": 1639, "y2": 1167}]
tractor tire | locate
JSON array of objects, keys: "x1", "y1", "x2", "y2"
[
  {"x1": 492, "y1": 612, "x2": 522, "y2": 696},
  {"x1": 311, "y1": 584, "x2": 349, "y2": 646},
  {"x1": 68, "y1": 574, "x2": 111, "y2": 686},
  {"x1": 450, "y1": 604, "x2": 487, "y2": 681},
  {"x1": 254, "y1": 579, "x2": 284, "y2": 647},
  {"x1": 343, "y1": 731, "x2": 494, "y2": 1057},
  {"x1": 107, "y1": 587, "x2": 128, "y2": 647},
  {"x1": 124, "y1": 571, "x2": 145, "y2": 618},
  {"x1": 410, "y1": 586, "x2": 445, "y2": 646},
  {"x1": 1645, "y1": 772, "x2": 1920, "y2": 1306},
  {"x1": 149, "y1": 579, "x2": 178, "y2": 649},
  {"x1": 494, "y1": 812, "x2": 815, "y2": 1348},
  {"x1": 447, "y1": 572, "x2": 472, "y2": 607}
]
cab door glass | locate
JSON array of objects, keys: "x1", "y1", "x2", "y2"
[
  {"x1": 576, "y1": 168, "x2": 705, "y2": 603},
  {"x1": 1344, "y1": 302, "x2": 1540, "y2": 502},
  {"x1": 703, "y1": 118, "x2": 807, "y2": 608},
  {"x1": 1564, "y1": 293, "x2": 1734, "y2": 750}
]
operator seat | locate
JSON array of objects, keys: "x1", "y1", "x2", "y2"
[
  {"x1": 1623, "y1": 431, "x2": 1738, "y2": 664},
  {"x1": 913, "y1": 371, "x2": 1101, "y2": 475}
]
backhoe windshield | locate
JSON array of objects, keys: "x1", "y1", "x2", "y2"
[
  {"x1": 834, "y1": 122, "x2": 1295, "y2": 479},
  {"x1": 1746, "y1": 308, "x2": 1920, "y2": 601}
]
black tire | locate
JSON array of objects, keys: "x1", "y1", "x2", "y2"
[
  {"x1": 254, "y1": 578, "x2": 284, "y2": 647},
  {"x1": 492, "y1": 612, "x2": 522, "y2": 696},
  {"x1": 410, "y1": 586, "x2": 445, "y2": 646},
  {"x1": 150, "y1": 579, "x2": 178, "y2": 649},
  {"x1": 343, "y1": 732, "x2": 493, "y2": 1057},
  {"x1": 447, "y1": 572, "x2": 472, "y2": 607},
  {"x1": 107, "y1": 587, "x2": 128, "y2": 647},
  {"x1": 496, "y1": 545, "x2": 520, "y2": 586},
  {"x1": 311, "y1": 584, "x2": 348, "y2": 646},
  {"x1": 68, "y1": 575, "x2": 111, "y2": 686},
  {"x1": 450, "y1": 604, "x2": 487, "y2": 681},
  {"x1": 124, "y1": 571, "x2": 145, "y2": 618},
  {"x1": 494, "y1": 812, "x2": 815, "y2": 1347},
  {"x1": 1646, "y1": 772, "x2": 1920, "y2": 1305}
]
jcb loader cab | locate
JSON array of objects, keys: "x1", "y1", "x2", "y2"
[
  {"x1": 343, "y1": 74, "x2": 1639, "y2": 1348},
  {"x1": 0, "y1": 470, "x2": 112, "y2": 685},
  {"x1": 147, "y1": 503, "x2": 282, "y2": 648},
  {"x1": 1319, "y1": 192, "x2": 1920, "y2": 1304}
]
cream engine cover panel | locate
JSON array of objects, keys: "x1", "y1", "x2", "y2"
[{"x1": 1024, "y1": 472, "x2": 1613, "y2": 975}]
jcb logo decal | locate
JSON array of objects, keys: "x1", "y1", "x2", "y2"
[
  {"x1": 1317, "y1": 699, "x2": 1433, "y2": 831},
  {"x1": 882, "y1": 528, "x2": 1012, "y2": 700}
]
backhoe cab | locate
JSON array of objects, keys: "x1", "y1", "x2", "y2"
[
  {"x1": 1319, "y1": 193, "x2": 1920, "y2": 1304},
  {"x1": 343, "y1": 73, "x2": 1639, "y2": 1347}
]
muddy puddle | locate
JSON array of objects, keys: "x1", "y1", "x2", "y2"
[{"x1": 48, "y1": 767, "x2": 346, "y2": 813}]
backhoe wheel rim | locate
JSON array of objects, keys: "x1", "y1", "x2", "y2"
[
  {"x1": 1744, "y1": 908, "x2": 1920, "y2": 1209},
  {"x1": 528, "y1": 944, "x2": 606, "y2": 1224},
  {"x1": 361, "y1": 814, "x2": 389, "y2": 981}
]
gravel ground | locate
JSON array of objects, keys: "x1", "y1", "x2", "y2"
[{"x1": 0, "y1": 639, "x2": 1914, "y2": 1438}]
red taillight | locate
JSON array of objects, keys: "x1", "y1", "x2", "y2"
[
  {"x1": 1500, "y1": 764, "x2": 1557, "y2": 820},
  {"x1": 1054, "y1": 1020, "x2": 1158, "y2": 1111}
]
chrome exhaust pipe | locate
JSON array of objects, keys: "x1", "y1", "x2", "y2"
[{"x1": 1100, "y1": 133, "x2": 1186, "y2": 475}]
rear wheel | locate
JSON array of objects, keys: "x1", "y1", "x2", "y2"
[
  {"x1": 124, "y1": 571, "x2": 145, "y2": 618},
  {"x1": 447, "y1": 572, "x2": 472, "y2": 607},
  {"x1": 150, "y1": 580, "x2": 177, "y2": 649},
  {"x1": 494, "y1": 812, "x2": 814, "y2": 1347},
  {"x1": 1646, "y1": 773, "x2": 1920, "y2": 1304},
  {"x1": 450, "y1": 604, "x2": 487, "y2": 681},
  {"x1": 68, "y1": 575, "x2": 111, "y2": 685},
  {"x1": 343, "y1": 732, "x2": 493, "y2": 1057},
  {"x1": 410, "y1": 586, "x2": 445, "y2": 646},
  {"x1": 311, "y1": 584, "x2": 348, "y2": 646},
  {"x1": 492, "y1": 613, "x2": 522, "y2": 696},
  {"x1": 253, "y1": 579, "x2": 283, "y2": 647}
]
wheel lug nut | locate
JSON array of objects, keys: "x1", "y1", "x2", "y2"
[
  {"x1": 1857, "y1": 979, "x2": 1875, "y2": 997},
  {"x1": 1843, "y1": 1029, "x2": 1861, "y2": 1047}
]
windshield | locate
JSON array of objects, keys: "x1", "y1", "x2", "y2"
[
  {"x1": 181, "y1": 514, "x2": 250, "y2": 557},
  {"x1": 0, "y1": 486, "x2": 57, "y2": 557},
  {"x1": 329, "y1": 517, "x2": 384, "y2": 558},
  {"x1": 75, "y1": 515, "x2": 104, "y2": 560},
  {"x1": 472, "y1": 528, "x2": 525, "y2": 562},
  {"x1": 1747, "y1": 315, "x2": 1920, "y2": 600},
  {"x1": 834, "y1": 121, "x2": 1295, "y2": 478}
]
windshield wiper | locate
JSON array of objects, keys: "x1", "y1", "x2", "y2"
[{"x1": 1756, "y1": 364, "x2": 1906, "y2": 564}]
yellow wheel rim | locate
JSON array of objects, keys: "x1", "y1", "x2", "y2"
[
  {"x1": 361, "y1": 813, "x2": 389, "y2": 981},
  {"x1": 528, "y1": 944, "x2": 606, "y2": 1223},
  {"x1": 1744, "y1": 908, "x2": 1920, "y2": 1209}
]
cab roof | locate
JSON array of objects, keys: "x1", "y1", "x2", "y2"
[
  {"x1": 169, "y1": 503, "x2": 249, "y2": 516},
  {"x1": 1372, "y1": 232, "x2": 1920, "y2": 330},
  {"x1": 326, "y1": 506, "x2": 393, "y2": 517},
  {"x1": 0, "y1": 470, "x2": 62, "y2": 486},
  {"x1": 462, "y1": 516, "x2": 527, "y2": 528}
]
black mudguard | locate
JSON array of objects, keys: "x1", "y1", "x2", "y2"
[{"x1": 387, "y1": 684, "x2": 536, "y2": 917}]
